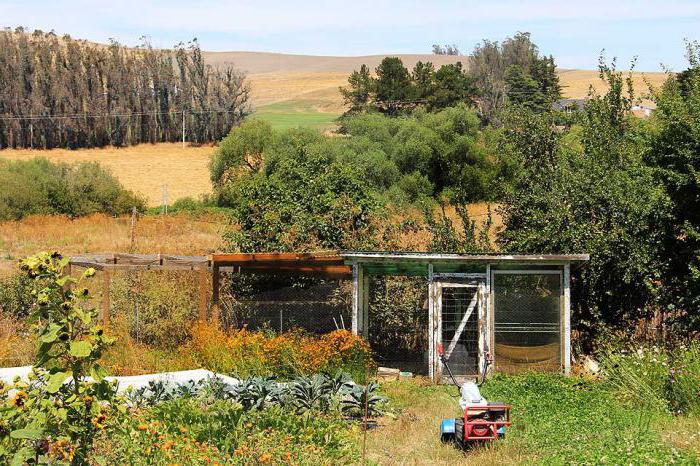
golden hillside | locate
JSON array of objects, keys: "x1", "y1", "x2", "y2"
[{"x1": 202, "y1": 51, "x2": 670, "y2": 111}]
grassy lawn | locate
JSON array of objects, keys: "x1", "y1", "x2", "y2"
[
  {"x1": 253, "y1": 100, "x2": 341, "y2": 131},
  {"x1": 366, "y1": 374, "x2": 700, "y2": 465}
]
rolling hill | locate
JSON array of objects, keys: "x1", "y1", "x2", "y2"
[{"x1": 205, "y1": 51, "x2": 669, "y2": 129}]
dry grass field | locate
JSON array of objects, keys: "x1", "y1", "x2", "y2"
[
  {"x1": 221, "y1": 52, "x2": 671, "y2": 116},
  {"x1": 0, "y1": 143, "x2": 216, "y2": 206},
  {"x1": 0, "y1": 213, "x2": 225, "y2": 275}
]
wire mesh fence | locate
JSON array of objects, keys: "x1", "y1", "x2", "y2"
[
  {"x1": 367, "y1": 275, "x2": 429, "y2": 374},
  {"x1": 219, "y1": 273, "x2": 352, "y2": 334},
  {"x1": 441, "y1": 286, "x2": 480, "y2": 377},
  {"x1": 493, "y1": 272, "x2": 562, "y2": 373}
]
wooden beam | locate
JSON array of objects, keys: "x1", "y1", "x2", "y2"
[{"x1": 101, "y1": 270, "x2": 111, "y2": 328}]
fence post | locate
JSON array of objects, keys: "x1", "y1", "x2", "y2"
[
  {"x1": 101, "y1": 270, "x2": 111, "y2": 329},
  {"x1": 198, "y1": 268, "x2": 207, "y2": 321}
]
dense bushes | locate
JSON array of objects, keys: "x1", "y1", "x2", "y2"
[
  {"x1": 0, "y1": 158, "x2": 144, "y2": 220},
  {"x1": 179, "y1": 323, "x2": 375, "y2": 381},
  {"x1": 210, "y1": 106, "x2": 501, "y2": 251}
]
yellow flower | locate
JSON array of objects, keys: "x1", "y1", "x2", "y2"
[
  {"x1": 12, "y1": 390, "x2": 28, "y2": 408},
  {"x1": 48, "y1": 439, "x2": 75, "y2": 462},
  {"x1": 92, "y1": 413, "x2": 107, "y2": 430}
]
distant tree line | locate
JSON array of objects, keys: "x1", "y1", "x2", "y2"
[
  {"x1": 0, "y1": 28, "x2": 250, "y2": 149},
  {"x1": 432, "y1": 44, "x2": 460, "y2": 55},
  {"x1": 342, "y1": 32, "x2": 561, "y2": 121}
]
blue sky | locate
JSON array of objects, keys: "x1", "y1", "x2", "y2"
[{"x1": 2, "y1": 0, "x2": 699, "y2": 71}]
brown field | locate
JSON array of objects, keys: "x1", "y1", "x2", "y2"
[
  {"x1": 215, "y1": 51, "x2": 670, "y2": 111},
  {"x1": 0, "y1": 213, "x2": 225, "y2": 275},
  {"x1": 0, "y1": 143, "x2": 216, "y2": 206}
]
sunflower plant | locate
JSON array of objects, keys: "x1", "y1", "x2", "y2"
[{"x1": 0, "y1": 252, "x2": 117, "y2": 465}]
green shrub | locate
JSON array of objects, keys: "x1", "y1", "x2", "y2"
[
  {"x1": 96, "y1": 398, "x2": 358, "y2": 464},
  {"x1": 669, "y1": 342, "x2": 700, "y2": 415},
  {"x1": 0, "y1": 158, "x2": 144, "y2": 220},
  {"x1": 110, "y1": 272, "x2": 199, "y2": 349},
  {"x1": 0, "y1": 272, "x2": 34, "y2": 318},
  {"x1": 601, "y1": 346, "x2": 672, "y2": 412}
]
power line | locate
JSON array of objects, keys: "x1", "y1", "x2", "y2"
[{"x1": 0, "y1": 108, "x2": 242, "y2": 122}]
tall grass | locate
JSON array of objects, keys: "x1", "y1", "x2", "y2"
[{"x1": 600, "y1": 343, "x2": 700, "y2": 415}]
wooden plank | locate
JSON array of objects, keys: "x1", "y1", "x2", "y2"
[
  {"x1": 212, "y1": 252, "x2": 343, "y2": 264},
  {"x1": 101, "y1": 270, "x2": 111, "y2": 328},
  {"x1": 444, "y1": 289, "x2": 478, "y2": 359}
]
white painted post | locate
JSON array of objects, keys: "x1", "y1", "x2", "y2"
[
  {"x1": 352, "y1": 262, "x2": 360, "y2": 335},
  {"x1": 361, "y1": 274, "x2": 369, "y2": 340},
  {"x1": 477, "y1": 282, "x2": 486, "y2": 378},
  {"x1": 563, "y1": 264, "x2": 571, "y2": 375},
  {"x1": 485, "y1": 264, "x2": 493, "y2": 374},
  {"x1": 427, "y1": 263, "x2": 435, "y2": 381}
]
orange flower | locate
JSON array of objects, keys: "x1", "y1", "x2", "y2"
[
  {"x1": 137, "y1": 423, "x2": 148, "y2": 431},
  {"x1": 259, "y1": 453, "x2": 272, "y2": 463}
]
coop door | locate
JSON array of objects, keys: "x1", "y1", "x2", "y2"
[{"x1": 437, "y1": 283, "x2": 482, "y2": 377}]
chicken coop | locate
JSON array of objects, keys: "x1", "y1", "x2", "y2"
[{"x1": 69, "y1": 250, "x2": 588, "y2": 383}]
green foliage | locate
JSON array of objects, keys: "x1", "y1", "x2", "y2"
[
  {"x1": 211, "y1": 104, "x2": 503, "y2": 251},
  {"x1": 210, "y1": 119, "x2": 273, "y2": 186},
  {"x1": 100, "y1": 400, "x2": 358, "y2": 464},
  {"x1": 645, "y1": 41, "x2": 700, "y2": 334},
  {"x1": 0, "y1": 273, "x2": 34, "y2": 319},
  {"x1": 498, "y1": 61, "x2": 675, "y2": 345},
  {"x1": 479, "y1": 373, "x2": 697, "y2": 464},
  {"x1": 340, "y1": 57, "x2": 478, "y2": 115},
  {"x1": 1, "y1": 252, "x2": 116, "y2": 464},
  {"x1": 470, "y1": 32, "x2": 562, "y2": 121},
  {"x1": 0, "y1": 158, "x2": 144, "y2": 220},
  {"x1": 340, "y1": 64, "x2": 375, "y2": 114},
  {"x1": 110, "y1": 272, "x2": 200, "y2": 348},
  {"x1": 600, "y1": 342, "x2": 700, "y2": 415}
]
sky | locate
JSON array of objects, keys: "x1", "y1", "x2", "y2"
[{"x1": 2, "y1": 0, "x2": 699, "y2": 71}]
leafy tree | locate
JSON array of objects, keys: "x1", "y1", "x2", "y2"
[
  {"x1": 339, "y1": 64, "x2": 374, "y2": 114},
  {"x1": 470, "y1": 32, "x2": 561, "y2": 121},
  {"x1": 645, "y1": 41, "x2": 700, "y2": 334},
  {"x1": 217, "y1": 128, "x2": 379, "y2": 252},
  {"x1": 505, "y1": 65, "x2": 543, "y2": 110},
  {"x1": 498, "y1": 61, "x2": 674, "y2": 347},
  {"x1": 412, "y1": 61, "x2": 435, "y2": 100},
  {"x1": 374, "y1": 57, "x2": 415, "y2": 114},
  {"x1": 429, "y1": 62, "x2": 478, "y2": 111},
  {"x1": 210, "y1": 119, "x2": 274, "y2": 187}
]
